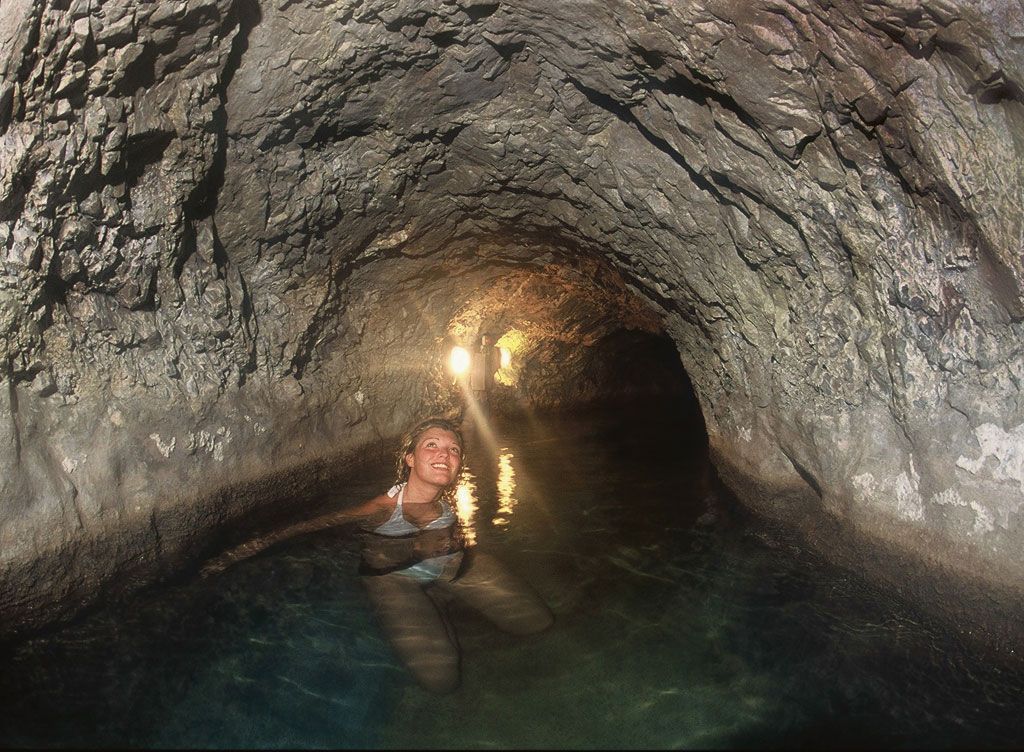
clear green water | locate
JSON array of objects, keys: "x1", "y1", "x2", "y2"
[{"x1": 3, "y1": 403, "x2": 1024, "y2": 749}]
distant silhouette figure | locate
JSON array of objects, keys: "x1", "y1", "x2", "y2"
[{"x1": 469, "y1": 333, "x2": 499, "y2": 407}]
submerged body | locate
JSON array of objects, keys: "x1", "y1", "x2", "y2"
[
  {"x1": 361, "y1": 483, "x2": 551, "y2": 692},
  {"x1": 203, "y1": 418, "x2": 552, "y2": 692},
  {"x1": 359, "y1": 484, "x2": 464, "y2": 580}
]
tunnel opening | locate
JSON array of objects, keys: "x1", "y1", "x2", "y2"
[
  {"x1": 430, "y1": 249, "x2": 707, "y2": 426},
  {"x1": 444, "y1": 311, "x2": 703, "y2": 420},
  {"x1": 513, "y1": 327, "x2": 702, "y2": 417}
]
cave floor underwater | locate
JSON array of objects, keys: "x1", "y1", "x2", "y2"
[{"x1": 1, "y1": 400, "x2": 1023, "y2": 749}]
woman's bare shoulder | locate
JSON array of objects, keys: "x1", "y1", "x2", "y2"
[
  {"x1": 317, "y1": 493, "x2": 394, "y2": 526},
  {"x1": 342, "y1": 491, "x2": 393, "y2": 516},
  {"x1": 356, "y1": 492, "x2": 397, "y2": 520},
  {"x1": 370, "y1": 492, "x2": 397, "y2": 509}
]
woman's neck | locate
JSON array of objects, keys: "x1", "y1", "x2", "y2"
[{"x1": 402, "y1": 477, "x2": 444, "y2": 505}]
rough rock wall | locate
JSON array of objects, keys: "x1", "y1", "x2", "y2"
[{"x1": 2, "y1": 0, "x2": 1023, "y2": 641}]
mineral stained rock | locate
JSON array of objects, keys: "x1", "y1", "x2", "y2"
[{"x1": 1, "y1": 0, "x2": 1023, "y2": 644}]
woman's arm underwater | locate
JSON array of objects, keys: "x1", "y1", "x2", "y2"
[{"x1": 200, "y1": 494, "x2": 394, "y2": 576}]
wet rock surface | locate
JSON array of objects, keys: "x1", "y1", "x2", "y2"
[{"x1": 1, "y1": 0, "x2": 1023, "y2": 644}]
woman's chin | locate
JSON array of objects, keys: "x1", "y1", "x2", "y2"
[{"x1": 415, "y1": 470, "x2": 454, "y2": 486}]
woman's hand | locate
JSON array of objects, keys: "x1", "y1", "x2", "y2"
[{"x1": 414, "y1": 526, "x2": 461, "y2": 559}]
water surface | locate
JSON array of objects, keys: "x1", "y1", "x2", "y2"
[{"x1": 3, "y1": 402, "x2": 1023, "y2": 748}]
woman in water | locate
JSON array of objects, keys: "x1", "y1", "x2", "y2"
[{"x1": 203, "y1": 417, "x2": 553, "y2": 693}]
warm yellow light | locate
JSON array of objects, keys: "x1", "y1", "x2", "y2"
[
  {"x1": 449, "y1": 346, "x2": 470, "y2": 375},
  {"x1": 492, "y1": 450, "x2": 517, "y2": 527},
  {"x1": 494, "y1": 329, "x2": 525, "y2": 387}
]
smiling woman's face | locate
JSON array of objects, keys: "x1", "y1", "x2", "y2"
[{"x1": 405, "y1": 428, "x2": 463, "y2": 488}]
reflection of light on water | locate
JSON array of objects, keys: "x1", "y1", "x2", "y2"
[
  {"x1": 492, "y1": 450, "x2": 517, "y2": 526},
  {"x1": 454, "y1": 472, "x2": 478, "y2": 546}
]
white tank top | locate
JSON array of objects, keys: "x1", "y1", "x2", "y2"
[
  {"x1": 373, "y1": 484, "x2": 456, "y2": 536},
  {"x1": 366, "y1": 484, "x2": 460, "y2": 582}
]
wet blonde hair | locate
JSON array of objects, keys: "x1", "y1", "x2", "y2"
[{"x1": 395, "y1": 417, "x2": 465, "y2": 492}]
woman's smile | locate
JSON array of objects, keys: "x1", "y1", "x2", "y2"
[{"x1": 407, "y1": 428, "x2": 462, "y2": 488}]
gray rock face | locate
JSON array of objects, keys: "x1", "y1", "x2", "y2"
[{"x1": 2, "y1": 0, "x2": 1023, "y2": 643}]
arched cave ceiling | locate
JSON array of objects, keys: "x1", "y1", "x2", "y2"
[{"x1": 1, "y1": 0, "x2": 1024, "y2": 638}]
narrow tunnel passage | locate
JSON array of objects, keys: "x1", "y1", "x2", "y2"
[
  {"x1": 6, "y1": 0, "x2": 1024, "y2": 654},
  {"x1": 3, "y1": 0, "x2": 1024, "y2": 745},
  {"x1": 434, "y1": 253, "x2": 702, "y2": 417}
]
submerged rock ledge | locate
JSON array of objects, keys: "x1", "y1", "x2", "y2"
[{"x1": 1, "y1": 0, "x2": 1023, "y2": 644}]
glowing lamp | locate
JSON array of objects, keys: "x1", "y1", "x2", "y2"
[
  {"x1": 449, "y1": 346, "x2": 470, "y2": 375},
  {"x1": 499, "y1": 347, "x2": 511, "y2": 369}
]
